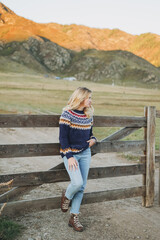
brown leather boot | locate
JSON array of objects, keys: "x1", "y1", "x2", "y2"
[
  {"x1": 68, "y1": 214, "x2": 83, "y2": 232},
  {"x1": 61, "y1": 190, "x2": 70, "y2": 212}
]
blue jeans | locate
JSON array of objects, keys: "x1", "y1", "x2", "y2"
[{"x1": 63, "y1": 147, "x2": 91, "y2": 214}]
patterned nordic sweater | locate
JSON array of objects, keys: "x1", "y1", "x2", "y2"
[{"x1": 59, "y1": 109, "x2": 96, "y2": 159}]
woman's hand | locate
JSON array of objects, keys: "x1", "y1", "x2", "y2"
[
  {"x1": 68, "y1": 157, "x2": 78, "y2": 171},
  {"x1": 87, "y1": 138, "x2": 96, "y2": 148}
]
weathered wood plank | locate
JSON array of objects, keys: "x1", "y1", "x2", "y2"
[
  {"x1": 92, "y1": 141, "x2": 146, "y2": 154},
  {"x1": 145, "y1": 106, "x2": 156, "y2": 207},
  {"x1": 0, "y1": 187, "x2": 29, "y2": 203},
  {"x1": 141, "y1": 154, "x2": 146, "y2": 207},
  {"x1": 91, "y1": 127, "x2": 141, "y2": 157},
  {"x1": 0, "y1": 164, "x2": 145, "y2": 187},
  {"x1": 0, "y1": 143, "x2": 60, "y2": 158},
  {"x1": 101, "y1": 127, "x2": 141, "y2": 141},
  {"x1": 155, "y1": 155, "x2": 160, "y2": 163},
  {"x1": 0, "y1": 114, "x2": 60, "y2": 128},
  {"x1": 0, "y1": 141, "x2": 146, "y2": 158},
  {"x1": 156, "y1": 108, "x2": 160, "y2": 206},
  {"x1": 141, "y1": 155, "x2": 160, "y2": 163},
  {"x1": 0, "y1": 186, "x2": 144, "y2": 216},
  {"x1": 52, "y1": 162, "x2": 65, "y2": 169},
  {"x1": 0, "y1": 162, "x2": 64, "y2": 203},
  {"x1": 94, "y1": 116, "x2": 146, "y2": 127},
  {"x1": 0, "y1": 114, "x2": 146, "y2": 128},
  {"x1": 82, "y1": 186, "x2": 145, "y2": 205},
  {"x1": 159, "y1": 161, "x2": 160, "y2": 206},
  {"x1": 142, "y1": 107, "x2": 147, "y2": 207},
  {"x1": 156, "y1": 110, "x2": 160, "y2": 118}
]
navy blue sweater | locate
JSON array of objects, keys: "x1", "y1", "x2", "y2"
[{"x1": 59, "y1": 109, "x2": 96, "y2": 159}]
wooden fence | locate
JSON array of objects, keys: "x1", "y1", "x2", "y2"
[
  {"x1": 156, "y1": 110, "x2": 160, "y2": 206},
  {"x1": 0, "y1": 106, "x2": 158, "y2": 216}
]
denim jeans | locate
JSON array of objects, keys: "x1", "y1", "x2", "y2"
[{"x1": 63, "y1": 147, "x2": 91, "y2": 214}]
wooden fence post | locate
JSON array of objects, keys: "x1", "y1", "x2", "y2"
[
  {"x1": 145, "y1": 106, "x2": 156, "y2": 207},
  {"x1": 159, "y1": 160, "x2": 160, "y2": 206},
  {"x1": 142, "y1": 107, "x2": 147, "y2": 207}
]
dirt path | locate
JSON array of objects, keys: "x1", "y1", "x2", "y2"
[{"x1": 0, "y1": 128, "x2": 160, "y2": 240}]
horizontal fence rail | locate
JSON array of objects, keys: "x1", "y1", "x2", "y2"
[
  {"x1": 0, "y1": 115, "x2": 60, "y2": 128},
  {"x1": 0, "y1": 186, "x2": 145, "y2": 216},
  {"x1": 141, "y1": 155, "x2": 160, "y2": 163},
  {"x1": 102, "y1": 127, "x2": 141, "y2": 141},
  {"x1": 0, "y1": 164, "x2": 145, "y2": 188},
  {"x1": 94, "y1": 116, "x2": 146, "y2": 127},
  {"x1": 0, "y1": 141, "x2": 146, "y2": 158},
  {"x1": 0, "y1": 143, "x2": 60, "y2": 158},
  {"x1": 92, "y1": 141, "x2": 146, "y2": 153},
  {"x1": 156, "y1": 110, "x2": 160, "y2": 118},
  {"x1": 0, "y1": 162, "x2": 65, "y2": 203},
  {"x1": 0, "y1": 114, "x2": 146, "y2": 128}
]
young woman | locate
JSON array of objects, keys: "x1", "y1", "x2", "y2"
[{"x1": 59, "y1": 87, "x2": 97, "y2": 232}]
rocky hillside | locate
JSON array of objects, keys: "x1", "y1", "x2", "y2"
[
  {"x1": 0, "y1": 37, "x2": 72, "y2": 73},
  {"x1": 0, "y1": 2, "x2": 160, "y2": 67},
  {"x1": 1, "y1": 37, "x2": 160, "y2": 87},
  {"x1": 66, "y1": 49, "x2": 160, "y2": 85}
]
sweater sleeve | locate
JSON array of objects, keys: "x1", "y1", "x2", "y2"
[
  {"x1": 59, "y1": 111, "x2": 73, "y2": 159},
  {"x1": 90, "y1": 117, "x2": 97, "y2": 142}
]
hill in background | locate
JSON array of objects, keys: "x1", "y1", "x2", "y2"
[{"x1": 0, "y1": 37, "x2": 160, "y2": 88}]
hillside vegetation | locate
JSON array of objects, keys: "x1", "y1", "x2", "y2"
[{"x1": 0, "y1": 38, "x2": 160, "y2": 88}]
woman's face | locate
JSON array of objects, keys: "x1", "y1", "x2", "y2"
[{"x1": 83, "y1": 93, "x2": 92, "y2": 108}]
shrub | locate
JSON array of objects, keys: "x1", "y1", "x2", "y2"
[
  {"x1": 0, "y1": 217, "x2": 24, "y2": 240},
  {"x1": 0, "y1": 46, "x2": 15, "y2": 56}
]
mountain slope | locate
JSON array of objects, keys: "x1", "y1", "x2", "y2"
[
  {"x1": 0, "y1": 2, "x2": 160, "y2": 67},
  {"x1": 0, "y1": 37, "x2": 72, "y2": 73},
  {"x1": 64, "y1": 49, "x2": 160, "y2": 86},
  {"x1": 0, "y1": 37, "x2": 160, "y2": 88}
]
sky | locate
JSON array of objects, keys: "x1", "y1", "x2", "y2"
[{"x1": 1, "y1": 0, "x2": 160, "y2": 36}]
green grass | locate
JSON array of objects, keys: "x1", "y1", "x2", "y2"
[
  {"x1": 0, "y1": 217, "x2": 24, "y2": 240},
  {"x1": 0, "y1": 72, "x2": 160, "y2": 150},
  {"x1": 120, "y1": 153, "x2": 140, "y2": 162},
  {"x1": 0, "y1": 56, "x2": 40, "y2": 74}
]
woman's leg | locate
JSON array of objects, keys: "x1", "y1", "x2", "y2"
[
  {"x1": 63, "y1": 155, "x2": 83, "y2": 200},
  {"x1": 70, "y1": 148, "x2": 91, "y2": 214}
]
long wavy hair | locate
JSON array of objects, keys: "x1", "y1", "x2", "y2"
[{"x1": 63, "y1": 87, "x2": 94, "y2": 118}]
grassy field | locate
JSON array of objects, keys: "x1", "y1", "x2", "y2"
[{"x1": 0, "y1": 72, "x2": 160, "y2": 150}]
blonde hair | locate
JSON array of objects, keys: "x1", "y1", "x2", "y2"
[{"x1": 63, "y1": 87, "x2": 94, "y2": 118}]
